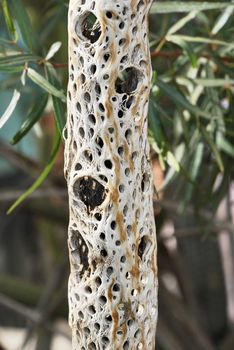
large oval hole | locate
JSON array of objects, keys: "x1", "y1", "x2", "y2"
[
  {"x1": 75, "y1": 12, "x2": 101, "y2": 43},
  {"x1": 141, "y1": 172, "x2": 150, "y2": 192},
  {"x1": 138, "y1": 235, "x2": 152, "y2": 260},
  {"x1": 115, "y1": 67, "x2": 143, "y2": 94},
  {"x1": 69, "y1": 230, "x2": 89, "y2": 278},
  {"x1": 73, "y1": 176, "x2": 107, "y2": 211}
]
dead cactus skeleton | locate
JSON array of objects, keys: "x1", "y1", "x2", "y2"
[{"x1": 65, "y1": 0, "x2": 158, "y2": 348}]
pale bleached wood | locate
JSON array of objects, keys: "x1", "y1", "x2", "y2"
[{"x1": 65, "y1": 1, "x2": 157, "y2": 348}]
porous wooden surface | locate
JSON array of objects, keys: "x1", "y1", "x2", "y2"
[{"x1": 65, "y1": 0, "x2": 157, "y2": 348}]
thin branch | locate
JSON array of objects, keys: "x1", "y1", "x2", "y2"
[
  {"x1": 156, "y1": 199, "x2": 234, "y2": 238},
  {"x1": 51, "y1": 62, "x2": 68, "y2": 69},
  {"x1": 0, "y1": 292, "x2": 40, "y2": 323},
  {"x1": 0, "y1": 141, "x2": 40, "y2": 178},
  {"x1": 0, "y1": 292, "x2": 71, "y2": 341},
  {"x1": 21, "y1": 260, "x2": 69, "y2": 348}
]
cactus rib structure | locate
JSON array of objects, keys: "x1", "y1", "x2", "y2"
[{"x1": 65, "y1": 0, "x2": 158, "y2": 348}]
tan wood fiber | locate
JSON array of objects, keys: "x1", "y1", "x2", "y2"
[{"x1": 65, "y1": 0, "x2": 158, "y2": 348}]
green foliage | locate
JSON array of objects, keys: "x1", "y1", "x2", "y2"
[
  {"x1": 27, "y1": 67, "x2": 66, "y2": 102},
  {"x1": 46, "y1": 64, "x2": 67, "y2": 133},
  {"x1": 0, "y1": 0, "x2": 67, "y2": 211},
  {"x1": 149, "y1": 1, "x2": 234, "y2": 212},
  {"x1": 0, "y1": 0, "x2": 233, "y2": 214},
  {"x1": 2, "y1": 0, "x2": 17, "y2": 41},
  {"x1": 10, "y1": 0, "x2": 37, "y2": 51},
  {"x1": 7, "y1": 127, "x2": 61, "y2": 214},
  {"x1": 150, "y1": 2, "x2": 234, "y2": 14},
  {"x1": 11, "y1": 93, "x2": 49, "y2": 144}
]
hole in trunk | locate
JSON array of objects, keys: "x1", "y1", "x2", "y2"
[
  {"x1": 138, "y1": 235, "x2": 151, "y2": 260},
  {"x1": 115, "y1": 67, "x2": 143, "y2": 94},
  {"x1": 69, "y1": 230, "x2": 89, "y2": 277},
  {"x1": 75, "y1": 12, "x2": 101, "y2": 43},
  {"x1": 73, "y1": 176, "x2": 107, "y2": 211},
  {"x1": 141, "y1": 173, "x2": 150, "y2": 192}
]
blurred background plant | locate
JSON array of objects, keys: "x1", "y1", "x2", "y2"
[{"x1": 0, "y1": 1, "x2": 234, "y2": 349}]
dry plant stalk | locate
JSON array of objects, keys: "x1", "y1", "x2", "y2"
[{"x1": 65, "y1": 0, "x2": 158, "y2": 348}]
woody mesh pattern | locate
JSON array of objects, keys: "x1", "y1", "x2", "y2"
[{"x1": 65, "y1": 0, "x2": 158, "y2": 348}]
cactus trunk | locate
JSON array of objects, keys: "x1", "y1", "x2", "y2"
[{"x1": 65, "y1": 0, "x2": 158, "y2": 348}]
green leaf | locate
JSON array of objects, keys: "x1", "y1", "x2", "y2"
[
  {"x1": 0, "y1": 54, "x2": 40, "y2": 68},
  {"x1": 166, "y1": 151, "x2": 180, "y2": 172},
  {"x1": 156, "y1": 79, "x2": 211, "y2": 119},
  {"x1": 11, "y1": 93, "x2": 49, "y2": 145},
  {"x1": 164, "y1": 11, "x2": 198, "y2": 67},
  {"x1": 0, "y1": 65, "x2": 24, "y2": 73},
  {"x1": 10, "y1": 0, "x2": 36, "y2": 51},
  {"x1": 200, "y1": 126, "x2": 224, "y2": 172},
  {"x1": 193, "y1": 78, "x2": 234, "y2": 87},
  {"x1": 153, "y1": 103, "x2": 173, "y2": 125},
  {"x1": 46, "y1": 64, "x2": 66, "y2": 133},
  {"x1": 7, "y1": 128, "x2": 61, "y2": 214},
  {"x1": 167, "y1": 34, "x2": 233, "y2": 46},
  {"x1": 159, "y1": 143, "x2": 185, "y2": 190},
  {"x1": 150, "y1": 2, "x2": 234, "y2": 14},
  {"x1": 2, "y1": 0, "x2": 18, "y2": 41},
  {"x1": 0, "y1": 89, "x2": 20, "y2": 128},
  {"x1": 45, "y1": 41, "x2": 62, "y2": 61},
  {"x1": 211, "y1": 5, "x2": 234, "y2": 35},
  {"x1": 183, "y1": 142, "x2": 204, "y2": 205},
  {"x1": 167, "y1": 35, "x2": 197, "y2": 67},
  {"x1": 167, "y1": 10, "x2": 198, "y2": 35},
  {"x1": 27, "y1": 68, "x2": 66, "y2": 102},
  {"x1": 191, "y1": 142, "x2": 204, "y2": 180},
  {"x1": 148, "y1": 98, "x2": 165, "y2": 146},
  {"x1": 217, "y1": 133, "x2": 234, "y2": 158}
]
